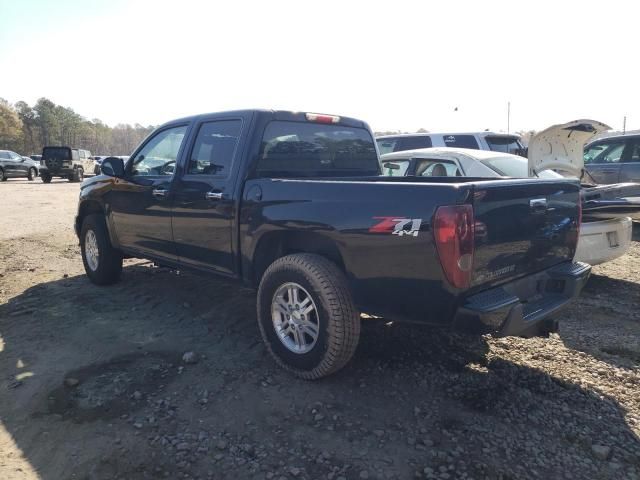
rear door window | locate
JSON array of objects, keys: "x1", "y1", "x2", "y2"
[
  {"x1": 376, "y1": 136, "x2": 432, "y2": 154},
  {"x1": 442, "y1": 135, "x2": 479, "y2": 149},
  {"x1": 485, "y1": 136, "x2": 522, "y2": 154},
  {"x1": 629, "y1": 140, "x2": 640, "y2": 162},
  {"x1": 188, "y1": 120, "x2": 242, "y2": 177},
  {"x1": 256, "y1": 121, "x2": 379, "y2": 177}
]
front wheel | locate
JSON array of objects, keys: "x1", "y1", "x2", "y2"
[
  {"x1": 0, "y1": 168, "x2": 5, "y2": 181},
  {"x1": 80, "y1": 214, "x2": 123, "y2": 285},
  {"x1": 27, "y1": 168, "x2": 37, "y2": 181},
  {"x1": 257, "y1": 253, "x2": 361, "y2": 380},
  {"x1": 41, "y1": 173, "x2": 52, "y2": 183}
]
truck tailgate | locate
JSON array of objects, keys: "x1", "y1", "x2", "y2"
[{"x1": 470, "y1": 179, "x2": 580, "y2": 289}]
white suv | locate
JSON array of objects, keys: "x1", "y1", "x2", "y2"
[{"x1": 376, "y1": 131, "x2": 526, "y2": 156}]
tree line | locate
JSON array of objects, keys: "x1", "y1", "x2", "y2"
[{"x1": 0, "y1": 97, "x2": 155, "y2": 156}]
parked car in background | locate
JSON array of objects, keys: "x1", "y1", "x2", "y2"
[
  {"x1": 75, "y1": 109, "x2": 589, "y2": 378},
  {"x1": 39, "y1": 147, "x2": 93, "y2": 183},
  {"x1": 0, "y1": 150, "x2": 39, "y2": 181},
  {"x1": 381, "y1": 147, "x2": 637, "y2": 266},
  {"x1": 529, "y1": 120, "x2": 640, "y2": 220},
  {"x1": 582, "y1": 133, "x2": 640, "y2": 184},
  {"x1": 376, "y1": 131, "x2": 526, "y2": 156}
]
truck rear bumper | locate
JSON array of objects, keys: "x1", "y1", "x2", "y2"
[{"x1": 454, "y1": 261, "x2": 591, "y2": 337}]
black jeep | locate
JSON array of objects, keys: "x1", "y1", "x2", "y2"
[{"x1": 40, "y1": 146, "x2": 93, "y2": 183}]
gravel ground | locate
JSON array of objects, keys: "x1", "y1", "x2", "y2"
[{"x1": 0, "y1": 179, "x2": 639, "y2": 480}]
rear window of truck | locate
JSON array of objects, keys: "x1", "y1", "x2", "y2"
[
  {"x1": 485, "y1": 136, "x2": 522, "y2": 155},
  {"x1": 256, "y1": 121, "x2": 379, "y2": 177}
]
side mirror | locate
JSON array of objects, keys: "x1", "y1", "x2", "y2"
[{"x1": 101, "y1": 157, "x2": 125, "y2": 177}]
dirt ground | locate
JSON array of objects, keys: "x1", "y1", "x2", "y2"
[{"x1": 0, "y1": 179, "x2": 639, "y2": 480}]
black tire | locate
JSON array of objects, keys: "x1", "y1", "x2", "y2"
[
  {"x1": 27, "y1": 168, "x2": 37, "y2": 181},
  {"x1": 257, "y1": 253, "x2": 360, "y2": 380},
  {"x1": 74, "y1": 168, "x2": 84, "y2": 182},
  {"x1": 80, "y1": 214, "x2": 123, "y2": 285},
  {"x1": 0, "y1": 168, "x2": 6, "y2": 181},
  {"x1": 41, "y1": 173, "x2": 52, "y2": 183}
]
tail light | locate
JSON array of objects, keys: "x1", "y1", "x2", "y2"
[{"x1": 433, "y1": 205, "x2": 475, "y2": 289}]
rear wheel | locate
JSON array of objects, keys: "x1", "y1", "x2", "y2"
[
  {"x1": 27, "y1": 167, "x2": 37, "y2": 181},
  {"x1": 257, "y1": 253, "x2": 360, "y2": 379},
  {"x1": 41, "y1": 173, "x2": 52, "y2": 183},
  {"x1": 74, "y1": 168, "x2": 84, "y2": 182},
  {"x1": 80, "y1": 214, "x2": 123, "y2": 285}
]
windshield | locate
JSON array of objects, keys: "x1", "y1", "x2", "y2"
[
  {"x1": 480, "y1": 155, "x2": 563, "y2": 179},
  {"x1": 380, "y1": 160, "x2": 410, "y2": 176}
]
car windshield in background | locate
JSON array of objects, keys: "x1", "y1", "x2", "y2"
[
  {"x1": 480, "y1": 156, "x2": 563, "y2": 179},
  {"x1": 257, "y1": 121, "x2": 379, "y2": 177},
  {"x1": 42, "y1": 147, "x2": 71, "y2": 160},
  {"x1": 381, "y1": 160, "x2": 410, "y2": 176},
  {"x1": 442, "y1": 135, "x2": 479, "y2": 149},
  {"x1": 485, "y1": 136, "x2": 522, "y2": 155}
]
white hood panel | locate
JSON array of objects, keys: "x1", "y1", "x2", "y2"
[{"x1": 528, "y1": 119, "x2": 611, "y2": 178}]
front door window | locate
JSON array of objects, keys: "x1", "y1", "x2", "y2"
[{"x1": 130, "y1": 126, "x2": 188, "y2": 176}]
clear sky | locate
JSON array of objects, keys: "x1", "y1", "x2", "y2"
[{"x1": 1, "y1": 0, "x2": 637, "y2": 133}]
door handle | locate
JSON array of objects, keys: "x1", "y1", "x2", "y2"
[
  {"x1": 152, "y1": 188, "x2": 168, "y2": 198},
  {"x1": 205, "y1": 191, "x2": 224, "y2": 200}
]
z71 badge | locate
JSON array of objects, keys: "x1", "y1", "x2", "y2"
[{"x1": 369, "y1": 217, "x2": 423, "y2": 237}]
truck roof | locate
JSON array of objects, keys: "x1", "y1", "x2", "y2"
[{"x1": 158, "y1": 109, "x2": 369, "y2": 130}]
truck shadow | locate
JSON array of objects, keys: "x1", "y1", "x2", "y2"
[
  {"x1": 0, "y1": 265, "x2": 638, "y2": 479},
  {"x1": 558, "y1": 273, "x2": 640, "y2": 370}
]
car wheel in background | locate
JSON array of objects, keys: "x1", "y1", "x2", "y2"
[
  {"x1": 41, "y1": 173, "x2": 52, "y2": 183},
  {"x1": 257, "y1": 253, "x2": 361, "y2": 380},
  {"x1": 0, "y1": 168, "x2": 5, "y2": 181},
  {"x1": 80, "y1": 214, "x2": 123, "y2": 285},
  {"x1": 75, "y1": 168, "x2": 84, "y2": 182},
  {"x1": 27, "y1": 168, "x2": 37, "y2": 181}
]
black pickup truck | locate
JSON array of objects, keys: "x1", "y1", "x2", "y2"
[{"x1": 75, "y1": 110, "x2": 590, "y2": 379}]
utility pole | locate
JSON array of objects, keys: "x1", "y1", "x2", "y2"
[{"x1": 507, "y1": 101, "x2": 511, "y2": 134}]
